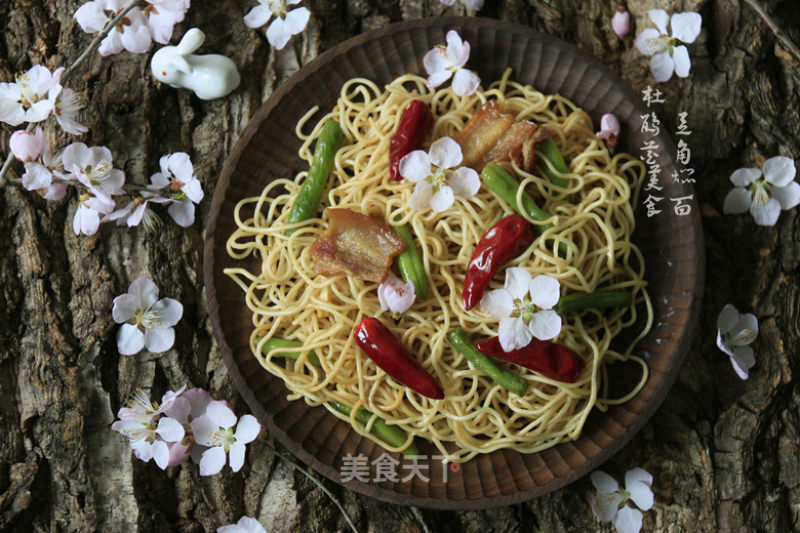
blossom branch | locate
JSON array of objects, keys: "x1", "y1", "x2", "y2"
[{"x1": 0, "y1": 0, "x2": 139, "y2": 186}]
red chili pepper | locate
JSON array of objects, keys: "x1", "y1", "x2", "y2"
[
  {"x1": 353, "y1": 317, "x2": 444, "y2": 399},
  {"x1": 476, "y1": 336, "x2": 584, "y2": 383},
  {"x1": 462, "y1": 214, "x2": 534, "y2": 310},
  {"x1": 390, "y1": 99, "x2": 434, "y2": 180}
]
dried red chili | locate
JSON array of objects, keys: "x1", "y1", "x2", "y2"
[
  {"x1": 389, "y1": 99, "x2": 434, "y2": 180},
  {"x1": 476, "y1": 336, "x2": 584, "y2": 383},
  {"x1": 462, "y1": 214, "x2": 534, "y2": 310},
  {"x1": 353, "y1": 318, "x2": 444, "y2": 399}
]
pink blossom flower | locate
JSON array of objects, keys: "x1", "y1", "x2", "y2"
[
  {"x1": 378, "y1": 273, "x2": 415, "y2": 314},
  {"x1": 12, "y1": 128, "x2": 68, "y2": 199},
  {"x1": 150, "y1": 152, "x2": 204, "y2": 227},
  {"x1": 634, "y1": 10, "x2": 702, "y2": 82},
  {"x1": 423, "y1": 30, "x2": 481, "y2": 97},
  {"x1": 0, "y1": 65, "x2": 63, "y2": 126},
  {"x1": 191, "y1": 400, "x2": 261, "y2": 476},
  {"x1": 722, "y1": 156, "x2": 799, "y2": 226},
  {"x1": 74, "y1": 0, "x2": 153, "y2": 56},
  {"x1": 112, "y1": 277, "x2": 184, "y2": 355},
  {"x1": 74, "y1": 192, "x2": 115, "y2": 235},
  {"x1": 591, "y1": 468, "x2": 653, "y2": 533},
  {"x1": 400, "y1": 137, "x2": 480, "y2": 212},
  {"x1": 480, "y1": 268, "x2": 562, "y2": 351},
  {"x1": 716, "y1": 304, "x2": 758, "y2": 379},
  {"x1": 10, "y1": 127, "x2": 45, "y2": 163},
  {"x1": 611, "y1": 7, "x2": 630, "y2": 37},
  {"x1": 218, "y1": 517, "x2": 267, "y2": 533},
  {"x1": 440, "y1": 0, "x2": 484, "y2": 10},
  {"x1": 596, "y1": 113, "x2": 621, "y2": 152},
  {"x1": 244, "y1": 0, "x2": 311, "y2": 50},
  {"x1": 143, "y1": 0, "x2": 190, "y2": 44}
]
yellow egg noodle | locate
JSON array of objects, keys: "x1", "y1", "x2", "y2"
[{"x1": 224, "y1": 69, "x2": 653, "y2": 462}]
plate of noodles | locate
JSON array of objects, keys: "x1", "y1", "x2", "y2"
[{"x1": 204, "y1": 17, "x2": 704, "y2": 508}]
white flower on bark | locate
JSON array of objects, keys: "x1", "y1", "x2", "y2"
[
  {"x1": 53, "y1": 87, "x2": 88, "y2": 135},
  {"x1": 143, "y1": 0, "x2": 190, "y2": 44},
  {"x1": 722, "y1": 156, "x2": 800, "y2": 226},
  {"x1": 399, "y1": 137, "x2": 480, "y2": 213},
  {"x1": 423, "y1": 30, "x2": 481, "y2": 97},
  {"x1": 74, "y1": 0, "x2": 153, "y2": 56},
  {"x1": 150, "y1": 152, "x2": 204, "y2": 227},
  {"x1": 112, "y1": 277, "x2": 184, "y2": 355},
  {"x1": 0, "y1": 65, "x2": 63, "y2": 126},
  {"x1": 243, "y1": 0, "x2": 311, "y2": 50},
  {"x1": 190, "y1": 400, "x2": 261, "y2": 476},
  {"x1": 480, "y1": 268, "x2": 562, "y2": 352},
  {"x1": 634, "y1": 10, "x2": 702, "y2": 82},
  {"x1": 62, "y1": 142, "x2": 125, "y2": 201},
  {"x1": 590, "y1": 468, "x2": 654, "y2": 533},
  {"x1": 716, "y1": 304, "x2": 758, "y2": 379},
  {"x1": 217, "y1": 517, "x2": 268, "y2": 533}
]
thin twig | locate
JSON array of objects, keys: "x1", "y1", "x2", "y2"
[
  {"x1": 744, "y1": 0, "x2": 800, "y2": 64},
  {"x1": 266, "y1": 444, "x2": 359, "y2": 533},
  {"x1": 0, "y1": 1, "x2": 140, "y2": 186}
]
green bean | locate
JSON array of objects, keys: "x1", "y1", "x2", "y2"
[
  {"x1": 286, "y1": 120, "x2": 344, "y2": 235},
  {"x1": 447, "y1": 328, "x2": 527, "y2": 396},
  {"x1": 537, "y1": 138, "x2": 569, "y2": 189},
  {"x1": 392, "y1": 223, "x2": 428, "y2": 299},
  {"x1": 554, "y1": 291, "x2": 632, "y2": 315},
  {"x1": 259, "y1": 337, "x2": 321, "y2": 367},
  {"x1": 481, "y1": 163, "x2": 568, "y2": 256},
  {"x1": 331, "y1": 401, "x2": 419, "y2": 457}
]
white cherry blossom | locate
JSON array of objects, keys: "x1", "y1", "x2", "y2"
[
  {"x1": 11, "y1": 128, "x2": 68, "y2": 200},
  {"x1": 191, "y1": 400, "x2": 261, "y2": 476},
  {"x1": 112, "y1": 277, "x2": 184, "y2": 355},
  {"x1": 54, "y1": 87, "x2": 88, "y2": 135},
  {"x1": 74, "y1": 192, "x2": 115, "y2": 235},
  {"x1": 105, "y1": 193, "x2": 167, "y2": 229},
  {"x1": 591, "y1": 468, "x2": 654, "y2": 533},
  {"x1": 0, "y1": 65, "x2": 63, "y2": 126},
  {"x1": 143, "y1": 0, "x2": 190, "y2": 44},
  {"x1": 150, "y1": 152, "x2": 204, "y2": 227},
  {"x1": 634, "y1": 10, "x2": 702, "y2": 82},
  {"x1": 243, "y1": 0, "x2": 311, "y2": 50},
  {"x1": 62, "y1": 142, "x2": 125, "y2": 201},
  {"x1": 716, "y1": 304, "x2": 758, "y2": 379},
  {"x1": 378, "y1": 273, "x2": 415, "y2": 314},
  {"x1": 440, "y1": 0, "x2": 484, "y2": 10},
  {"x1": 74, "y1": 0, "x2": 153, "y2": 56},
  {"x1": 480, "y1": 268, "x2": 562, "y2": 352},
  {"x1": 423, "y1": 30, "x2": 481, "y2": 97},
  {"x1": 399, "y1": 136, "x2": 480, "y2": 213},
  {"x1": 218, "y1": 517, "x2": 268, "y2": 533},
  {"x1": 723, "y1": 156, "x2": 799, "y2": 226}
]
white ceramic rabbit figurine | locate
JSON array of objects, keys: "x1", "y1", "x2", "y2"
[{"x1": 151, "y1": 28, "x2": 241, "y2": 100}]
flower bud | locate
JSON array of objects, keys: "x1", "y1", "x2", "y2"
[{"x1": 612, "y1": 7, "x2": 630, "y2": 37}]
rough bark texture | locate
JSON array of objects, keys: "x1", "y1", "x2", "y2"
[{"x1": 1, "y1": 0, "x2": 799, "y2": 532}]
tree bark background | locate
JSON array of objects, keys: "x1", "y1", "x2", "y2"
[{"x1": 1, "y1": 0, "x2": 799, "y2": 532}]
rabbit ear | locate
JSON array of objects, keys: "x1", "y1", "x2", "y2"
[
  {"x1": 176, "y1": 28, "x2": 205, "y2": 55},
  {"x1": 171, "y1": 56, "x2": 193, "y2": 74}
]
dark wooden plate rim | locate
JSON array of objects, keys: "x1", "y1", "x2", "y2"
[{"x1": 204, "y1": 16, "x2": 705, "y2": 509}]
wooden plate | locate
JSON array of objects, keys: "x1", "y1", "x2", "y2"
[{"x1": 204, "y1": 17, "x2": 704, "y2": 509}]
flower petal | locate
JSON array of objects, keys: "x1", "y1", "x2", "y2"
[
  {"x1": 671, "y1": 12, "x2": 702, "y2": 44},
  {"x1": 732, "y1": 312, "x2": 759, "y2": 345},
  {"x1": 423, "y1": 48, "x2": 453, "y2": 78},
  {"x1": 503, "y1": 267, "x2": 533, "y2": 299},
  {"x1": 74, "y1": 1, "x2": 109, "y2": 33},
  {"x1": 151, "y1": 440, "x2": 170, "y2": 470},
  {"x1": 190, "y1": 414, "x2": 218, "y2": 446},
  {"x1": 613, "y1": 505, "x2": 643, "y2": 533},
  {"x1": 21, "y1": 163, "x2": 52, "y2": 190},
  {"x1": 772, "y1": 182, "x2": 800, "y2": 211},
  {"x1": 716, "y1": 328, "x2": 734, "y2": 358},
  {"x1": 650, "y1": 51, "x2": 674, "y2": 83},
  {"x1": 672, "y1": 45, "x2": 691, "y2": 78},
  {"x1": 634, "y1": 28, "x2": 665, "y2": 56},
  {"x1": 409, "y1": 181, "x2": 433, "y2": 211},
  {"x1": 527, "y1": 310, "x2": 562, "y2": 341},
  {"x1": 168, "y1": 199, "x2": 195, "y2": 227},
  {"x1": 234, "y1": 414, "x2": 261, "y2": 444},
  {"x1": 199, "y1": 446, "x2": 226, "y2": 476},
  {"x1": 117, "y1": 323, "x2": 145, "y2": 355},
  {"x1": 430, "y1": 186, "x2": 455, "y2": 212},
  {"x1": 480, "y1": 288, "x2": 514, "y2": 319},
  {"x1": 590, "y1": 470, "x2": 619, "y2": 494},
  {"x1": 266, "y1": 17, "x2": 293, "y2": 50},
  {"x1": 722, "y1": 187, "x2": 752, "y2": 214},
  {"x1": 129, "y1": 277, "x2": 160, "y2": 309},
  {"x1": 228, "y1": 442, "x2": 246, "y2": 472},
  {"x1": 528, "y1": 274, "x2": 560, "y2": 310},
  {"x1": 452, "y1": 68, "x2": 480, "y2": 97},
  {"x1": 448, "y1": 167, "x2": 481, "y2": 197},
  {"x1": 762, "y1": 156, "x2": 796, "y2": 187},
  {"x1": 647, "y1": 9, "x2": 670, "y2": 34},
  {"x1": 730, "y1": 345, "x2": 755, "y2": 380},
  {"x1": 283, "y1": 7, "x2": 310, "y2": 35},
  {"x1": 156, "y1": 416, "x2": 185, "y2": 443},
  {"x1": 428, "y1": 137, "x2": 463, "y2": 170},
  {"x1": 152, "y1": 297, "x2": 183, "y2": 327},
  {"x1": 377, "y1": 273, "x2": 415, "y2": 313},
  {"x1": 751, "y1": 198, "x2": 782, "y2": 226},
  {"x1": 625, "y1": 468, "x2": 654, "y2": 510},
  {"x1": 590, "y1": 491, "x2": 623, "y2": 523},
  {"x1": 206, "y1": 400, "x2": 238, "y2": 429},
  {"x1": 144, "y1": 327, "x2": 175, "y2": 353},
  {"x1": 716, "y1": 304, "x2": 740, "y2": 334},
  {"x1": 498, "y1": 316, "x2": 532, "y2": 352},
  {"x1": 399, "y1": 150, "x2": 431, "y2": 182},
  {"x1": 112, "y1": 293, "x2": 140, "y2": 323},
  {"x1": 426, "y1": 69, "x2": 452, "y2": 89},
  {"x1": 611, "y1": 9, "x2": 630, "y2": 37},
  {"x1": 243, "y1": 4, "x2": 272, "y2": 28},
  {"x1": 729, "y1": 167, "x2": 761, "y2": 187},
  {"x1": 445, "y1": 30, "x2": 469, "y2": 67}
]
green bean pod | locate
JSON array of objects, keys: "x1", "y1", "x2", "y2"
[
  {"x1": 447, "y1": 328, "x2": 527, "y2": 396},
  {"x1": 259, "y1": 337, "x2": 321, "y2": 367},
  {"x1": 393, "y1": 223, "x2": 428, "y2": 299},
  {"x1": 331, "y1": 401, "x2": 419, "y2": 457},
  {"x1": 286, "y1": 120, "x2": 344, "y2": 234},
  {"x1": 554, "y1": 291, "x2": 632, "y2": 315},
  {"x1": 537, "y1": 138, "x2": 570, "y2": 189}
]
